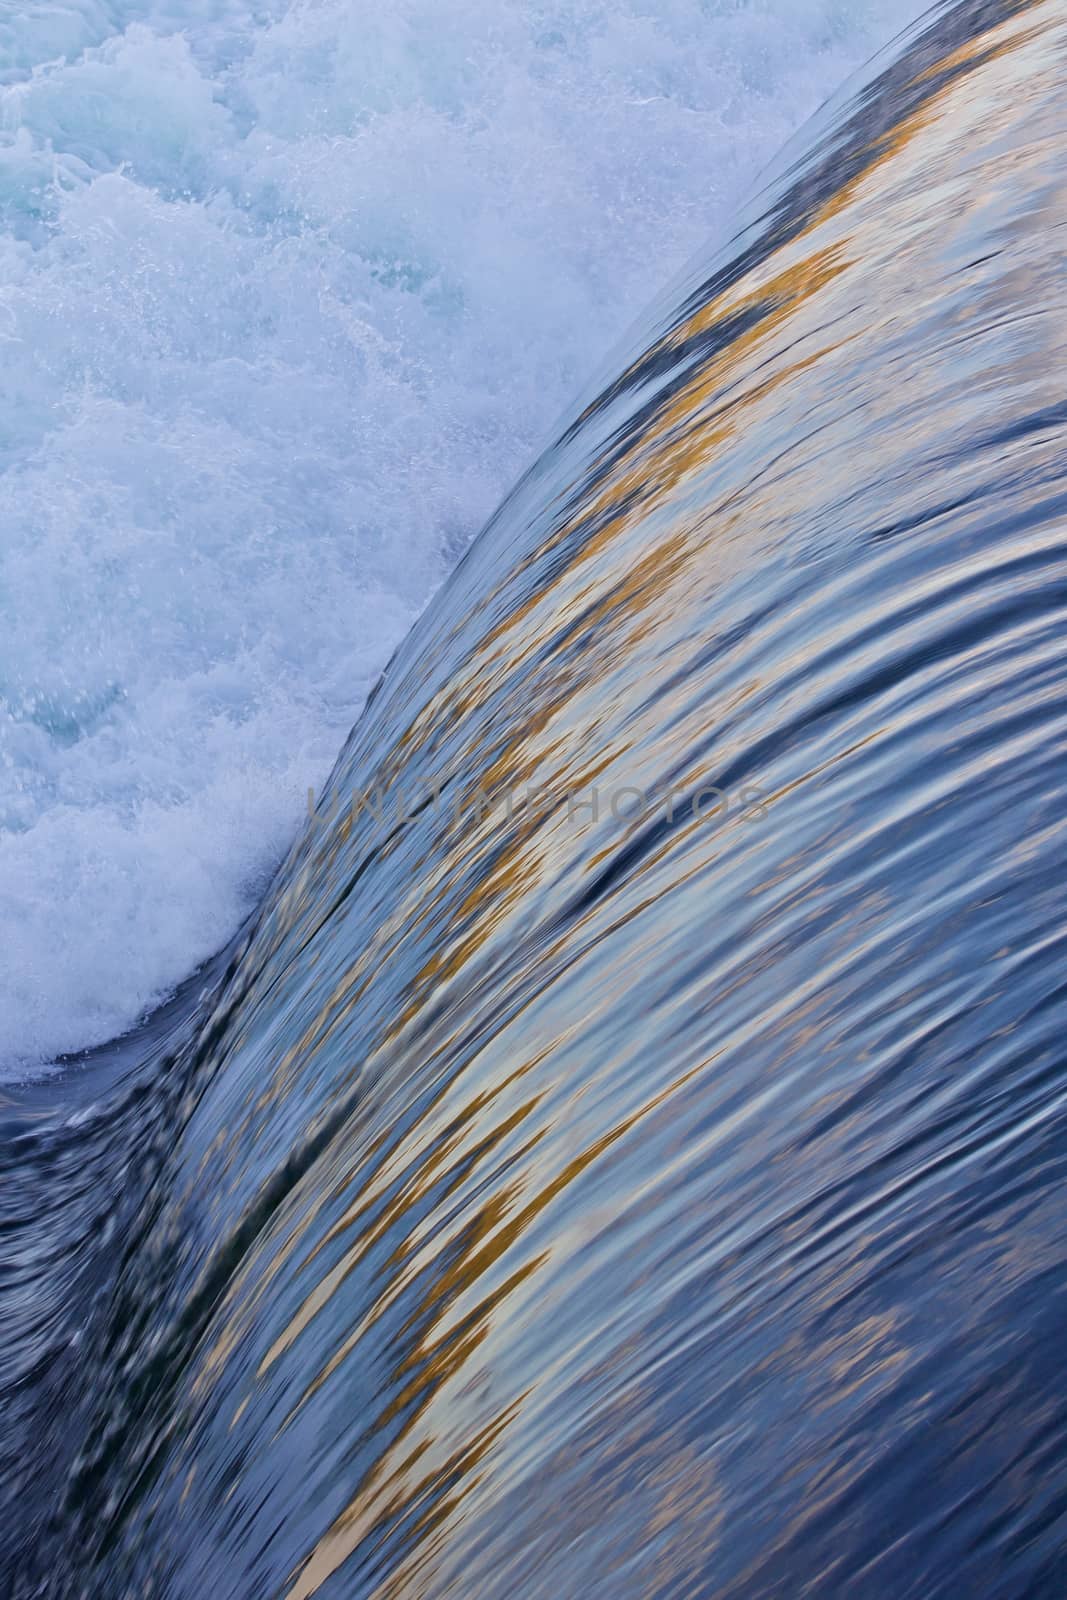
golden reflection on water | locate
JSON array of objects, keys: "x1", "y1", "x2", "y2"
[{"x1": 229, "y1": 11, "x2": 1067, "y2": 1596}]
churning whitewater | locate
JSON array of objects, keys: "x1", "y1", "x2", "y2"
[{"x1": 0, "y1": 0, "x2": 928, "y2": 1073}]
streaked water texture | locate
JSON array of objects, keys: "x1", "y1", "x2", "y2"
[
  {"x1": 0, "y1": 0, "x2": 924, "y2": 1071},
  {"x1": 3, "y1": 1, "x2": 1067, "y2": 1595}
]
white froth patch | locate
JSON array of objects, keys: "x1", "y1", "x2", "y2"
[{"x1": 0, "y1": 0, "x2": 928, "y2": 1073}]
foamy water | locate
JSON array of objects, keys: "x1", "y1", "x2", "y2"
[{"x1": 0, "y1": 0, "x2": 928, "y2": 1072}]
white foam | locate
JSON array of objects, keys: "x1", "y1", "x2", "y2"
[{"x1": 0, "y1": 0, "x2": 929, "y2": 1073}]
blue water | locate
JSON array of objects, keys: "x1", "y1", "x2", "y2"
[
  {"x1": 0, "y1": 0, "x2": 927, "y2": 1073},
  {"x1": 4, "y1": 0, "x2": 1067, "y2": 1596}
]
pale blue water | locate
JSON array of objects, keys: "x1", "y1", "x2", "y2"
[{"x1": 0, "y1": 0, "x2": 929, "y2": 1072}]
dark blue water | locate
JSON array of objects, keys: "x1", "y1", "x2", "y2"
[{"x1": 3, "y1": 1, "x2": 1067, "y2": 1594}]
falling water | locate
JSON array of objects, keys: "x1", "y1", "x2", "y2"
[{"x1": 3, "y1": 1, "x2": 1067, "y2": 1596}]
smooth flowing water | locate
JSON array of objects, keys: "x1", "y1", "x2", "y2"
[{"x1": 3, "y1": 0, "x2": 1067, "y2": 1595}]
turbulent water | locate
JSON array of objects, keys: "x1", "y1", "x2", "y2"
[
  {"x1": 4, "y1": 0, "x2": 1067, "y2": 1595},
  {"x1": 0, "y1": 0, "x2": 926, "y2": 1073}
]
